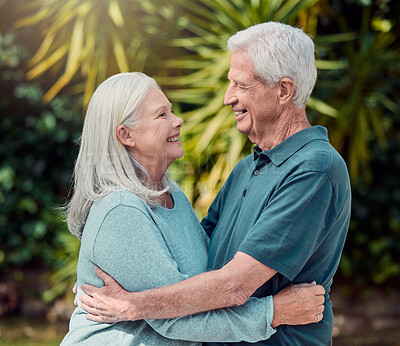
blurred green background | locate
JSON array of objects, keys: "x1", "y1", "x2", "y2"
[{"x1": 0, "y1": 0, "x2": 399, "y2": 345}]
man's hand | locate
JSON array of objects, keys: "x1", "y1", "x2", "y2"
[
  {"x1": 79, "y1": 267, "x2": 135, "y2": 323},
  {"x1": 271, "y1": 282, "x2": 325, "y2": 328}
]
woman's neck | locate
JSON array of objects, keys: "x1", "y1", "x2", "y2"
[{"x1": 136, "y1": 168, "x2": 165, "y2": 191}]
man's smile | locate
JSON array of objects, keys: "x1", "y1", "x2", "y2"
[
  {"x1": 167, "y1": 135, "x2": 180, "y2": 142},
  {"x1": 234, "y1": 109, "x2": 248, "y2": 119}
]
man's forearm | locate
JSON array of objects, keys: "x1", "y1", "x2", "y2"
[
  {"x1": 130, "y1": 267, "x2": 245, "y2": 320},
  {"x1": 128, "y1": 252, "x2": 276, "y2": 320}
]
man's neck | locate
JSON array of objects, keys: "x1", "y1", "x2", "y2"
[{"x1": 258, "y1": 107, "x2": 310, "y2": 151}]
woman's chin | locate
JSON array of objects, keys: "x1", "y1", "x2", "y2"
[
  {"x1": 174, "y1": 146, "x2": 184, "y2": 159},
  {"x1": 166, "y1": 148, "x2": 184, "y2": 166}
]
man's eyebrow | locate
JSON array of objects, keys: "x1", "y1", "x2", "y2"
[{"x1": 227, "y1": 76, "x2": 238, "y2": 84}]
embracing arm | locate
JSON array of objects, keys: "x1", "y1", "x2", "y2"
[
  {"x1": 110, "y1": 251, "x2": 276, "y2": 320},
  {"x1": 82, "y1": 266, "x2": 324, "y2": 328}
]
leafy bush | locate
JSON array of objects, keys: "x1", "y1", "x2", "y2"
[
  {"x1": 309, "y1": 0, "x2": 400, "y2": 290},
  {"x1": 0, "y1": 32, "x2": 81, "y2": 273},
  {"x1": 339, "y1": 114, "x2": 400, "y2": 290}
]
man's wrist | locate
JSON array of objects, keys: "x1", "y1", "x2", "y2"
[
  {"x1": 126, "y1": 291, "x2": 144, "y2": 321},
  {"x1": 271, "y1": 295, "x2": 281, "y2": 328}
]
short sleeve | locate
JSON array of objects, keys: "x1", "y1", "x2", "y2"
[
  {"x1": 239, "y1": 171, "x2": 337, "y2": 281},
  {"x1": 93, "y1": 205, "x2": 276, "y2": 343}
]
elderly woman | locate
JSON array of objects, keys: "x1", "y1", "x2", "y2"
[{"x1": 61, "y1": 72, "x2": 324, "y2": 345}]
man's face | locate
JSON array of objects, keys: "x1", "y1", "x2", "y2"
[{"x1": 224, "y1": 50, "x2": 280, "y2": 145}]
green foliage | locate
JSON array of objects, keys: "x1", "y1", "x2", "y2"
[
  {"x1": 311, "y1": 2, "x2": 400, "y2": 182},
  {"x1": 0, "y1": 32, "x2": 81, "y2": 272},
  {"x1": 14, "y1": 0, "x2": 181, "y2": 106},
  {"x1": 42, "y1": 229, "x2": 80, "y2": 303},
  {"x1": 340, "y1": 119, "x2": 400, "y2": 288},
  {"x1": 309, "y1": 1, "x2": 400, "y2": 289}
]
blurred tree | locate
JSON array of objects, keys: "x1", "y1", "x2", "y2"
[
  {"x1": 341, "y1": 130, "x2": 400, "y2": 289},
  {"x1": 313, "y1": 0, "x2": 400, "y2": 290},
  {"x1": 0, "y1": 32, "x2": 81, "y2": 274},
  {"x1": 14, "y1": 0, "x2": 180, "y2": 106},
  {"x1": 311, "y1": 0, "x2": 400, "y2": 182}
]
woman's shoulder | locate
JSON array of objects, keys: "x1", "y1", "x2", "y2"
[
  {"x1": 82, "y1": 191, "x2": 151, "y2": 241},
  {"x1": 96, "y1": 190, "x2": 148, "y2": 210},
  {"x1": 89, "y1": 190, "x2": 150, "y2": 224}
]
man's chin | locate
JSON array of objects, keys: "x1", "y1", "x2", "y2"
[{"x1": 236, "y1": 123, "x2": 250, "y2": 136}]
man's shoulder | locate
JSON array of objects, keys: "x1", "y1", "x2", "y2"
[{"x1": 294, "y1": 139, "x2": 346, "y2": 174}]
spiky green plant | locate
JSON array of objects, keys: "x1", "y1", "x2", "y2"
[
  {"x1": 311, "y1": 5, "x2": 400, "y2": 182},
  {"x1": 161, "y1": 0, "x2": 345, "y2": 215},
  {"x1": 14, "y1": 0, "x2": 178, "y2": 105}
]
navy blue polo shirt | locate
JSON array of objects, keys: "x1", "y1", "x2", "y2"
[{"x1": 202, "y1": 126, "x2": 351, "y2": 346}]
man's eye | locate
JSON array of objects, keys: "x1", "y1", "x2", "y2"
[{"x1": 159, "y1": 112, "x2": 167, "y2": 117}]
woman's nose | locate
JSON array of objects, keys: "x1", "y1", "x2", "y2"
[{"x1": 172, "y1": 114, "x2": 183, "y2": 128}]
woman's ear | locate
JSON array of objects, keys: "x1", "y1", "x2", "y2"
[
  {"x1": 116, "y1": 125, "x2": 135, "y2": 147},
  {"x1": 278, "y1": 78, "x2": 295, "y2": 105}
]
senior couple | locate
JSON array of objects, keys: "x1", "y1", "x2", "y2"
[{"x1": 61, "y1": 22, "x2": 351, "y2": 345}]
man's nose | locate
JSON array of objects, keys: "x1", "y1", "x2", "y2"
[{"x1": 224, "y1": 84, "x2": 237, "y2": 105}]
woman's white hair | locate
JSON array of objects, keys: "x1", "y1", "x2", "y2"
[
  {"x1": 67, "y1": 72, "x2": 171, "y2": 238},
  {"x1": 227, "y1": 22, "x2": 317, "y2": 108}
]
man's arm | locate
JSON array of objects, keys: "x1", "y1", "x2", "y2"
[
  {"x1": 80, "y1": 266, "x2": 325, "y2": 327},
  {"x1": 82, "y1": 251, "x2": 276, "y2": 320}
]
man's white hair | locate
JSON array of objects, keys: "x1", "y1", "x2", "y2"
[
  {"x1": 67, "y1": 72, "x2": 171, "y2": 238},
  {"x1": 227, "y1": 21, "x2": 317, "y2": 108}
]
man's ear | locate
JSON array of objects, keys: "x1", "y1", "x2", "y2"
[
  {"x1": 116, "y1": 125, "x2": 135, "y2": 148},
  {"x1": 278, "y1": 78, "x2": 295, "y2": 105}
]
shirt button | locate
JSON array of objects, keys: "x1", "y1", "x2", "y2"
[
  {"x1": 243, "y1": 189, "x2": 247, "y2": 197},
  {"x1": 254, "y1": 170, "x2": 259, "y2": 176}
]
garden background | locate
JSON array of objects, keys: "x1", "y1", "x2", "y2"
[{"x1": 0, "y1": 0, "x2": 399, "y2": 344}]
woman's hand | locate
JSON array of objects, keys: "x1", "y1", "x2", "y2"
[
  {"x1": 78, "y1": 266, "x2": 137, "y2": 323},
  {"x1": 73, "y1": 282, "x2": 78, "y2": 307},
  {"x1": 271, "y1": 282, "x2": 325, "y2": 328}
]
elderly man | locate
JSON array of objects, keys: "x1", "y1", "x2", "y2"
[{"x1": 79, "y1": 22, "x2": 351, "y2": 345}]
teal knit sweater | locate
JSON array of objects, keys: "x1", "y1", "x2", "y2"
[{"x1": 61, "y1": 186, "x2": 276, "y2": 345}]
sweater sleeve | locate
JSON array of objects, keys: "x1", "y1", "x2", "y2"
[{"x1": 93, "y1": 205, "x2": 276, "y2": 343}]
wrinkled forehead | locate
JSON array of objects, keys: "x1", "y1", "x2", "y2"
[
  {"x1": 228, "y1": 51, "x2": 264, "y2": 86},
  {"x1": 140, "y1": 87, "x2": 171, "y2": 114}
]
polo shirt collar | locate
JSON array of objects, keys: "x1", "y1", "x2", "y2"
[{"x1": 253, "y1": 126, "x2": 329, "y2": 166}]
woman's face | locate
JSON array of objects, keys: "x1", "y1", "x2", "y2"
[{"x1": 130, "y1": 87, "x2": 184, "y2": 176}]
